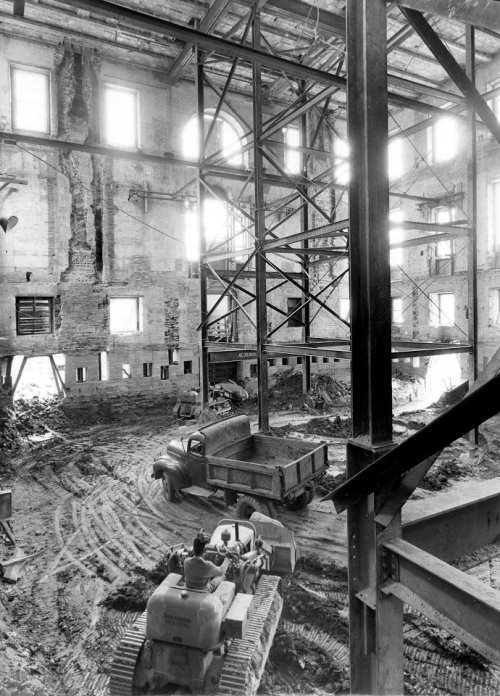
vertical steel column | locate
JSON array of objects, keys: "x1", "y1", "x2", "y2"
[
  {"x1": 196, "y1": 45, "x2": 210, "y2": 408},
  {"x1": 300, "y1": 81, "x2": 311, "y2": 393},
  {"x1": 253, "y1": 10, "x2": 269, "y2": 432},
  {"x1": 346, "y1": 1, "x2": 402, "y2": 693},
  {"x1": 466, "y1": 26, "x2": 479, "y2": 445}
]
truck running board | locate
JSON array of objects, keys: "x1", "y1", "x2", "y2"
[{"x1": 181, "y1": 485, "x2": 218, "y2": 498}]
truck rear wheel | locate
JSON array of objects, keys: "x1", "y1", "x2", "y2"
[
  {"x1": 236, "y1": 495, "x2": 275, "y2": 519},
  {"x1": 285, "y1": 483, "x2": 314, "y2": 511},
  {"x1": 162, "y1": 472, "x2": 176, "y2": 502}
]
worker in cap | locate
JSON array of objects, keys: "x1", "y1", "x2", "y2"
[{"x1": 184, "y1": 531, "x2": 231, "y2": 592}]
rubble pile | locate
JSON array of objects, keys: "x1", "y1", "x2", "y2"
[
  {"x1": 307, "y1": 373, "x2": 350, "y2": 410},
  {"x1": 0, "y1": 397, "x2": 70, "y2": 454}
]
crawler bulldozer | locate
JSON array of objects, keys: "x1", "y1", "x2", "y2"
[{"x1": 109, "y1": 514, "x2": 296, "y2": 696}]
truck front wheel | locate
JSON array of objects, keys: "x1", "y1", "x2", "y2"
[
  {"x1": 236, "y1": 495, "x2": 275, "y2": 520},
  {"x1": 162, "y1": 472, "x2": 176, "y2": 502}
]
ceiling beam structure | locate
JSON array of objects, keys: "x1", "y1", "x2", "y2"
[
  {"x1": 401, "y1": 7, "x2": 500, "y2": 144},
  {"x1": 395, "y1": 0, "x2": 500, "y2": 33}
]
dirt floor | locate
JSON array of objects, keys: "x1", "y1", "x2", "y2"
[{"x1": 1, "y1": 393, "x2": 500, "y2": 696}]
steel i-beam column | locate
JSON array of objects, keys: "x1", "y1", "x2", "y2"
[
  {"x1": 466, "y1": 26, "x2": 479, "y2": 445},
  {"x1": 347, "y1": 0, "x2": 402, "y2": 693},
  {"x1": 196, "y1": 44, "x2": 210, "y2": 408},
  {"x1": 253, "y1": 10, "x2": 270, "y2": 431},
  {"x1": 300, "y1": 81, "x2": 312, "y2": 394}
]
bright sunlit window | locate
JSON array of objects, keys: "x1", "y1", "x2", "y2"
[
  {"x1": 433, "y1": 207, "x2": 455, "y2": 258},
  {"x1": 428, "y1": 116, "x2": 459, "y2": 164},
  {"x1": 283, "y1": 125, "x2": 301, "y2": 174},
  {"x1": 429, "y1": 292, "x2": 455, "y2": 327},
  {"x1": 109, "y1": 297, "x2": 143, "y2": 333},
  {"x1": 184, "y1": 196, "x2": 230, "y2": 261},
  {"x1": 488, "y1": 179, "x2": 500, "y2": 252},
  {"x1": 183, "y1": 109, "x2": 246, "y2": 166},
  {"x1": 11, "y1": 66, "x2": 50, "y2": 133},
  {"x1": 392, "y1": 297, "x2": 403, "y2": 324},
  {"x1": 389, "y1": 138, "x2": 404, "y2": 180},
  {"x1": 489, "y1": 288, "x2": 500, "y2": 326},
  {"x1": 487, "y1": 79, "x2": 500, "y2": 121},
  {"x1": 339, "y1": 297, "x2": 350, "y2": 321},
  {"x1": 103, "y1": 84, "x2": 138, "y2": 148},
  {"x1": 334, "y1": 136, "x2": 350, "y2": 185},
  {"x1": 389, "y1": 209, "x2": 403, "y2": 266}
]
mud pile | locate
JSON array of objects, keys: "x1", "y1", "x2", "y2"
[{"x1": 0, "y1": 397, "x2": 70, "y2": 455}]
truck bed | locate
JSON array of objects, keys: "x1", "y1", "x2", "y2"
[{"x1": 206, "y1": 434, "x2": 327, "y2": 500}]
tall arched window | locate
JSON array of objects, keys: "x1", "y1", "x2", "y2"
[{"x1": 183, "y1": 109, "x2": 247, "y2": 166}]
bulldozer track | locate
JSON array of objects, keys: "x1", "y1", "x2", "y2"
[
  {"x1": 108, "y1": 611, "x2": 147, "y2": 696},
  {"x1": 219, "y1": 575, "x2": 282, "y2": 695}
]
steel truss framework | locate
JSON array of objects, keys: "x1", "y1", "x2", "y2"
[{"x1": 2, "y1": 0, "x2": 500, "y2": 693}]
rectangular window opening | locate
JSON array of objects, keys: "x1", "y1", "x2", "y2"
[
  {"x1": 282, "y1": 357, "x2": 289, "y2": 366},
  {"x1": 429, "y1": 292, "x2": 455, "y2": 327},
  {"x1": 392, "y1": 298, "x2": 404, "y2": 325},
  {"x1": 109, "y1": 297, "x2": 143, "y2": 334},
  {"x1": 160, "y1": 365, "x2": 169, "y2": 381},
  {"x1": 16, "y1": 296, "x2": 54, "y2": 335},
  {"x1": 296, "y1": 357, "x2": 303, "y2": 365},
  {"x1": 143, "y1": 362, "x2": 153, "y2": 377},
  {"x1": 122, "y1": 363, "x2": 132, "y2": 379},
  {"x1": 103, "y1": 84, "x2": 138, "y2": 148},
  {"x1": 76, "y1": 367, "x2": 87, "y2": 383},
  {"x1": 183, "y1": 360, "x2": 192, "y2": 375},
  {"x1": 98, "y1": 351, "x2": 109, "y2": 381},
  {"x1": 287, "y1": 297, "x2": 303, "y2": 328},
  {"x1": 11, "y1": 65, "x2": 50, "y2": 134},
  {"x1": 283, "y1": 125, "x2": 301, "y2": 174}
]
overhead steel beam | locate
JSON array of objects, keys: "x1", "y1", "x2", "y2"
[
  {"x1": 383, "y1": 538, "x2": 500, "y2": 666},
  {"x1": 391, "y1": 344, "x2": 471, "y2": 357},
  {"x1": 262, "y1": 219, "x2": 349, "y2": 250},
  {"x1": 323, "y1": 371, "x2": 500, "y2": 513},
  {"x1": 400, "y1": 7, "x2": 500, "y2": 144},
  {"x1": 165, "y1": 0, "x2": 233, "y2": 84},
  {"x1": 391, "y1": 230, "x2": 469, "y2": 250},
  {"x1": 60, "y1": 0, "x2": 347, "y2": 87},
  {"x1": 395, "y1": 0, "x2": 500, "y2": 33},
  {"x1": 265, "y1": 344, "x2": 352, "y2": 359},
  {"x1": 268, "y1": 247, "x2": 347, "y2": 256},
  {"x1": 58, "y1": 0, "x2": 466, "y2": 115}
]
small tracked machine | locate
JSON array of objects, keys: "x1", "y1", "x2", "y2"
[{"x1": 109, "y1": 515, "x2": 296, "y2": 696}]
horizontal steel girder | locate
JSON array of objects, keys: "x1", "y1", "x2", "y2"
[
  {"x1": 402, "y1": 478, "x2": 500, "y2": 562},
  {"x1": 383, "y1": 538, "x2": 500, "y2": 666},
  {"x1": 323, "y1": 371, "x2": 500, "y2": 512},
  {"x1": 263, "y1": 342, "x2": 470, "y2": 359},
  {"x1": 391, "y1": 230, "x2": 469, "y2": 250}
]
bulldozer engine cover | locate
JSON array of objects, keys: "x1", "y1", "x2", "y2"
[{"x1": 146, "y1": 574, "x2": 235, "y2": 650}]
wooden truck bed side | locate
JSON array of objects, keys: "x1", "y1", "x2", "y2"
[
  {"x1": 205, "y1": 437, "x2": 328, "y2": 500},
  {"x1": 205, "y1": 455, "x2": 283, "y2": 499}
]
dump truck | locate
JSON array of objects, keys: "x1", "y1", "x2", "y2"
[
  {"x1": 152, "y1": 414, "x2": 328, "y2": 518},
  {"x1": 109, "y1": 515, "x2": 296, "y2": 696}
]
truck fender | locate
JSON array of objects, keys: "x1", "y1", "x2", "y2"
[{"x1": 152, "y1": 456, "x2": 190, "y2": 492}]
